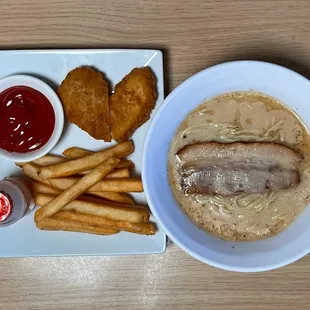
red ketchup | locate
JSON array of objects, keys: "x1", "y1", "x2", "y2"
[{"x1": 0, "y1": 86, "x2": 55, "y2": 153}]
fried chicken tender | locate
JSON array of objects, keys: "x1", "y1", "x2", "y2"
[
  {"x1": 58, "y1": 67, "x2": 111, "y2": 141},
  {"x1": 110, "y1": 67, "x2": 157, "y2": 142}
]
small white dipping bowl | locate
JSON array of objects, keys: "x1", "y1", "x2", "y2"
[
  {"x1": 142, "y1": 61, "x2": 310, "y2": 272},
  {"x1": 0, "y1": 75, "x2": 64, "y2": 162}
]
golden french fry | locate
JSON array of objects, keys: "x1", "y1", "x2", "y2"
[
  {"x1": 108, "y1": 168, "x2": 130, "y2": 178},
  {"x1": 36, "y1": 217, "x2": 119, "y2": 235},
  {"x1": 22, "y1": 163, "x2": 43, "y2": 182},
  {"x1": 17, "y1": 156, "x2": 133, "y2": 171},
  {"x1": 34, "y1": 191, "x2": 129, "y2": 208},
  {"x1": 35, "y1": 157, "x2": 120, "y2": 222},
  {"x1": 63, "y1": 147, "x2": 135, "y2": 170},
  {"x1": 78, "y1": 193, "x2": 141, "y2": 209},
  {"x1": 115, "y1": 160, "x2": 135, "y2": 171},
  {"x1": 39, "y1": 141, "x2": 133, "y2": 179},
  {"x1": 16, "y1": 154, "x2": 68, "y2": 167},
  {"x1": 35, "y1": 193, "x2": 150, "y2": 223},
  {"x1": 31, "y1": 181, "x2": 61, "y2": 195},
  {"x1": 63, "y1": 147, "x2": 92, "y2": 158},
  {"x1": 89, "y1": 178, "x2": 143, "y2": 192},
  {"x1": 22, "y1": 163, "x2": 51, "y2": 186},
  {"x1": 89, "y1": 192, "x2": 135, "y2": 205},
  {"x1": 53, "y1": 211, "x2": 156, "y2": 235},
  {"x1": 48, "y1": 177, "x2": 143, "y2": 193},
  {"x1": 78, "y1": 195, "x2": 131, "y2": 207},
  {"x1": 33, "y1": 155, "x2": 68, "y2": 166},
  {"x1": 78, "y1": 168, "x2": 130, "y2": 178},
  {"x1": 44, "y1": 177, "x2": 136, "y2": 204}
]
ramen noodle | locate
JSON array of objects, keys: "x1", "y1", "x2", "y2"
[{"x1": 168, "y1": 92, "x2": 310, "y2": 241}]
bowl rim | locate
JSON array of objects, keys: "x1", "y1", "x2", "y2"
[
  {"x1": 0, "y1": 74, "x2": 64, "y2": 162},
  {"x1": 142, "y1": 60, "x2": 310, "y2": 272}
]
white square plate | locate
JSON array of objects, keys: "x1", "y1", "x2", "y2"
[{"x1": 0, "y1": 49, "x2": 166, "y2": 257}]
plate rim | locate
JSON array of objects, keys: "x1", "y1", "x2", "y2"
[{"x1": 0, "y1": 48, "x2": 163, "y2": 55}]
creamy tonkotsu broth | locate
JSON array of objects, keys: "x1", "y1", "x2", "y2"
[{"x1": 168, "y1": 91, "x2": 310, "y2": 241}]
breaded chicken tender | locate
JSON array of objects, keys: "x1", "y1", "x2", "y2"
[
  {"x1": 58, "y1": 67, "x2": 110, "y2": 141},
  {"x1": 110, "y1": 67, "x2": 157, "y2": 142}
]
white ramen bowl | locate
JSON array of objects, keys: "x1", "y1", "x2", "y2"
[
  {"x1": 0, "y1": 75, "x2": 64, "y2": 162},
  {"x1": 142, "y1": 61, "x2": 310, "y2": 272}
]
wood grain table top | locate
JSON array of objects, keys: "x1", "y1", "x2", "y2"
[{"x1": 1, "y1": 1, "x2": 310, "y2": 309}]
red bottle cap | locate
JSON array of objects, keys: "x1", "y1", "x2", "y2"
[{"x1": 0, "y1": 192, "x2": 12, "y2": 222}]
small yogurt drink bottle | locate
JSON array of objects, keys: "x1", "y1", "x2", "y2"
[{"x1": 0, "y1": 177, "x2": 34, "y2": 227}]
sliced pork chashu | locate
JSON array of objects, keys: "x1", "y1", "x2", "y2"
[{"x1": 177, "y1": 142, "x2": 302, "y2": 196}]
